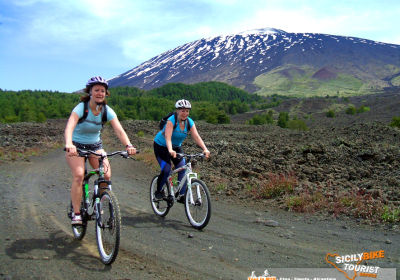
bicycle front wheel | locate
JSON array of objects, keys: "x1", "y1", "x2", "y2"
[
  {"x1": 95, "y1": 190, "x2": 121, "y2": 265},
  {"x1": 150, "y1": 175, "x2": 171, "y2": 217},
  {"x1": 185, "y1": 179, "x2": 211, "y2": 230}
]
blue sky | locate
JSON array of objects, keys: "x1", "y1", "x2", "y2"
[{"x1": 1, "y1": 0, "x2": 400, "y2": 93}]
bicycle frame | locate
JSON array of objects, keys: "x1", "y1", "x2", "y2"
[
  {"x1": 75, "y1": 148, "x2": 134, "y2": 226},
  {"x1": 150, "y1": 152, "x2": 210, "y2": 229},
  {"x1": 166, "y1": 154, "x2": 203, "y2": 205},
  {"x1": 81, "y1": 154, "x2": 112, "y2": 227}
]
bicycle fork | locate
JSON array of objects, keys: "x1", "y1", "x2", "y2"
[{"x1": 180, "y1": 171, "x2": 199, "y2": 205}]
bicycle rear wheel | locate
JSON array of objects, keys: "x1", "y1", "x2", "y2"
[
  {"x1": 150, "y1": 175, "x2": 171, "y2": 217},
  {"x1": 185, "y1": 179, "x2": 211, "y2": 230},
  {"x1": 95, "y1": 189, "x2": 121, "y2": 265},
  {"x1": 69, "y1": 199, "x2": 87, "y2": 240}
]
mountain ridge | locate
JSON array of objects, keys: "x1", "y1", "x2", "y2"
[{"x1": 108, "y1": 28, "x2": 400, "y2": 96}]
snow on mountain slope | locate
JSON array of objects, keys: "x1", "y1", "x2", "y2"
[{"x1": 108, "y1": 28, "x2": 400, "y2": 94}]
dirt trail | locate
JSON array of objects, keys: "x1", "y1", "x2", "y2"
[{"x1": 0, "y1": 148, "x2": 398, "y2": 280}]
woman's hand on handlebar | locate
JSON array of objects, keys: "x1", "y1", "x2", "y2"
[
  {"x1": 126, "y1": 145, "x2": 137, "y2": 155},
  {"x1": 65, "y1": 144, "x2": 77, "y2": 156},
  {"x1": 203, "y1": 149, "x2": 210, "y2": 159},
  {"x1": 169, "y1": 150, "x2": 177, "y2": 158}
]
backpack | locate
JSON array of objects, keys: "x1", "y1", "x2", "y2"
[
  {"x1": 159, "y1": 111, "x2": 190, "y2": 132},
  {"x1": 77, "y1": 100, "x2": 108, "y2": 127}
]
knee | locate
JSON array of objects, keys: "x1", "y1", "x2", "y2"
[
  {"x1": 72, "y1": 172, "x2": 84, "y2": 184},
  {"x1": 162, "y1": 164, "x2": 171, "y2": 174},
  {"x1": 105, "y1": 169, "x2": 111, "y2": 180}
]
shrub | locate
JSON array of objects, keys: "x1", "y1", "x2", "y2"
[
  {"x1": 357, "y1": 105, "x2": 370, "y2": 113},
  {"x1": 382, "y1": 206, "x2": 400, "y2": 223},
  {"x1": 389, "y1": 116, "x2": 400, "y2": 128},
  {"x1": 345, "y1": 106, "x2": 357, "y2": 115},
  {"x1": 248, "y1": 110, "x2": 273, "y2": 125},
  {"x1": 326, "y1": 109, "x2": 335, "y2": 118},
  {"x1": 287, "y1": 120, "x2": 309, "y2": 131},
  {"x1": 206, "y1": 115, "x2": 218, "y2": 124},
  {"x1": 137, "y1": 131, "x2": 145, "y2": 137},
  {"x1": 217, "y1": 111, "x2": 230, "y2": 124},
  {"x1": 5, "y1": 116, "x2": 19, "y2": 123}
]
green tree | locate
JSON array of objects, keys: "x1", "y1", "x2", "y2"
[
  {"x1": 216, "y1": 111, "x2": 230, "y2": 124},
  {"x1": 206, "y1": 114, "x2": 217, "y2": 124},
  {"x1": 19, "y1": 106, "x2": 37, "y2": 122},
  {"x1": 277, "y1": 111, "x2": 288, "y2": 128},
  {"x1": 36, "y1": 112, "x2": 47, "y2": 123}
]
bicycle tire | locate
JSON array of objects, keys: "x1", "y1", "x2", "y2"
[
  {"x1": 185, "y1": 179, "x2": 211, "y2": 230},
  {"x1": 150, "y1": 175, "x2": 171, "y2": 217},
  {"x1": 70, "y1": 199, "x2": 87, "y2": 240},
  {"x1": 95, "y1": 189, "x2": 121, "y2": 265}
]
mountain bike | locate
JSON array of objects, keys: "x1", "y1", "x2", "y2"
[
  {"x1": 66, "y1": 148, "x2": 136, "y2": 265},
  {"x1": 150, "y1": 153, "x2": 211, "y2": 230}
]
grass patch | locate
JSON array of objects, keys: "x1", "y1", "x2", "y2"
[
  {"x1": 283, "y1": 184, "x2": 398, "y2": 224},
  {"x1": 0, "y1": 146, "x2": 52, "y2": 163},
  {"x1": 250, "y1": 171, "x2": 297, "y2": 199},
  {"x1": 208, "y1": 177, "x2": 229, "y2": 193},
  {"x1": 253, "y1": 64, "x2": 366, "y2": 97},
  {"x1": 135, "y1": 148, "x2": 159, "y2": 170},
  {"x1": 382, "y1": 206, "x2": 400, "y2": 223}
]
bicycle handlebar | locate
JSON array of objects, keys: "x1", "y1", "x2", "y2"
[
  {"x1": 176, "y1": 153, "x2": 205, "y2": 160},
  {"x1": 64, "y1": 147, "x2": 139, "y2": 158}
]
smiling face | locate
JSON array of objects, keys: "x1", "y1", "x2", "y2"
[
  {"x1": 90, "y1": 84, "x2": 106, "y2": 103},
  {"x1": 177, "y1": 108, "x2": 190, "y2": 121}
]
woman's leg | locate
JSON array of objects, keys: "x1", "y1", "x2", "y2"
[
  {"x1": 88, "y1": 149, "x2": 111, "y2": 190},
  {"x1": 171, "y1": 146, "x2": 185, "y2": 195},
  {"x1": 174, "y1": 158, "x2": 186, "y2": 195},
  {"x1": 154, "y1": 142, "x2": 172, "y2": 193},
  {"x1": 66, "y1": 153, "x2": 85, "y2": 214}
]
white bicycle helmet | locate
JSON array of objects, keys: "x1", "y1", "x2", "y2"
[
  {"x1": 175, "y1": 99, "x2": 191, "y2": 109},
  {"x1": 86, "y1": 76, "x2": 108, "y2": 89}
]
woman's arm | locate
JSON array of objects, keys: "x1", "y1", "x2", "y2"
[
  {"x1": 64, "y1": 112, "x2": 80, "y2": 154},
  {"x1": 164, "y1": 120, "x2": 176, "y2": 158},
  {"x1": 110, "y1": 117, "x2": 137, "y2": 155},
  {"x1": 190, "y1": 124, "x2": 210, "y2": 158}
]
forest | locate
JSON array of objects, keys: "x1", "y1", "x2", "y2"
[{"x1": 0, "y1": 81, "x2": 264, "y2": 124}]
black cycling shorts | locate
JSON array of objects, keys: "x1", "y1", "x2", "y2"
[
  {"x1": 153, "y1": 142, "x2": 183, "y2": 166},
  {"x1": 72, "y1": 140, "x2": 103, "y2": 152}
]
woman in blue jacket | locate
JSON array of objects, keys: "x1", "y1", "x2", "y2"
[{"x1": 153, "y1": 99, "x2": 210, "y2": 202}]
